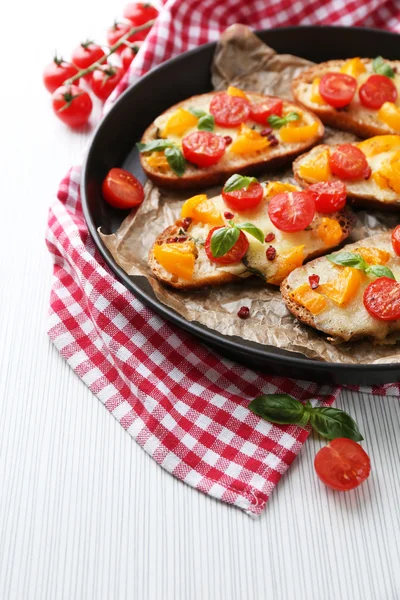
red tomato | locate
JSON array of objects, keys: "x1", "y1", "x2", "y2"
[
  {"x1": 268, "y1": 191, "x2": 316, "y2": 232},
  {"x1": 107, "y1": 22, "x2": 143, "y2": 52},
  {"x1": 222, "y1": 183, "x2": 264, "y2": 211},
  {"x1": 308, "y1": 181, "x2": 347, "y2": 213},
  {"x1": 102, "y1": 168, "x2": 144, "y2": 209},
  {"x1": 314, "y1": 438, "x2": 371, "y2": 492},
  {"x1": 363, "y1": 277, "x2": 400, "y2": 321},
  {"x1": 319, "y1": 73, "x2": 357, "y2": 108},
  {"x1": 123, "y1": 3, "x2": 158, "y2": 25},
  {"x1": 392, "y1": 225, "x2": 400, "y2": 256},
  {"x1": 121, "y1": 42, "x2": 142, "y2": 71},
  {"x1": 359, "y1": 74, "x2": 398, "y2": 110},
  {"x1": 182, "y1": 131, "x2": 226, "y2": 168},
  {"x1": 209, "y1": 93, "x2": 250, "y2": 127},
  {"x1": 43, "y1": 57, "x2": 79, "y2": 93},
  {"x1": 91, "y1": 65, "x2": 124, "y2": 101},
  {"x1": 329, "y1": 144, "x2": 371, "y2": 180},
  {"x1": 205, "y1": 227, "x2": 249, "y2": 264},
  {"x1": 51, "y1": 85, "x2": 92, "y2": 128},
  {"x1": 72, "y1": 42, "x2": 105, "y2": 81},
  {"x1": 250, "y1": 98, "x2": 283, "y2": 124}
]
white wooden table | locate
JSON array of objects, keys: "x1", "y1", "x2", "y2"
[{"x1": 1, "y1": 2, "x2": 400, "y2": 598}]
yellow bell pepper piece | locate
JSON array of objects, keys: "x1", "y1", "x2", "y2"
[
  {"x1": 378, "y1": 102, "x2": 400, "y2": 132},
  {"x1": 376, "y1": 151, "x2": 400, "y2": 194},
  {"x1": 162, "y1": 108, "x2": 198, "y2": 137},
  {"x1": 340, "y1": 57, "x2": 366, "y2": 77},
  {"x1": 181, "y1": 194, "x2": 224, "y2": 225},
  {"x1": 310, "y1": 78, "x2": 326, "y2": 105},
  {"x1": 372, "y1": 172, "x2": 389, "y2": 189},
  {"x1": 290, "y1": 284, "x2": 327, "y2": 315},
  {"x1": 298, "y1": 148, "x2": 331, "y2": 182},
  {"x1": 153, "y1": 241, "x2": 196, "y2": 281},
  {"x1": 146, "y1": 152, "x2": 170, "y2": 169},
  {"x1": 267, "y1": 245, "x2": 305, "y2": 285},
  {"x1": 319, "y1": 267, "x2": 363, "y2": 306},
  {"x1": 317, "y1": 218, "x2": 343, "y2": 247},
  {"x1": 227, "y1": 86, "x2": 248, "y2": 99},
  {"x1": 229, "y1": 124, "x2": 269, "y2": 154},
  {"x1": 357, "y1": 135, "x2": 400, "y2": 158},
  {"x1": 356, "y1": 246, "x2": 390, "y2": 265},
  {"x1": 265, "y1": 181, "x2": 299, "y2": 197},
  {"x1": 279, "y1": 121, "x2": 320, "y2": 144}
]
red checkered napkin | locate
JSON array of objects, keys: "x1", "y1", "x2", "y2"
[{"x1": 47, "y1": 0, "x2": 400, "y2": 515}]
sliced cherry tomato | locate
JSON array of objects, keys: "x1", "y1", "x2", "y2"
[
  {"x1": 319, "y1": 73, "x2": 357, "y2": 108},
  {"x1": 222, "y1": 183, "x2": 264, "y2": 211},
  {"x1": 91, "y1": 65, "x2": 124, "y2": 101},
  {"x1": 314, "y1": 438, "x2": 371, "y2": 492},
  {"x1": 72, "y1": 42, "x2": 105, "y2": 81},
  {"x1": 205, "y1": 227, "x2": 249, "y2": 264},
  {"x1": 308, "y1": 181, "x2": 347, "y2": 213},
  {"x1": 123, "y1": 3, "x2": 158, "y2": 26},
  {"x1": 249, "y1": 98, "x2": 283, "y2": 124},
  {"x1": 359, "y1": 74, "x2": 398, "y2": 110},
  {"x1": 182, "y1": 131, "x2": 226, "y2": 168},
  {"x1": 392, "y1": 225, "x2": 400, "y2": 256},
  {"x1": 268, "y1": 191, "x2": 316, "y2": 232},
  {"x1": 329, "y1": 144, "x2": 371, "y2": 180},
  {"x1": 102, "y1": 168, "x2": 144, "y2": 209},
  {"x1": 209, "y1": 93, "x2": 250, "y2": 127},
  {"x1": 121, "y1": 42, "x2": 142, "y2": 71},
  {"x1": 43, "y1": 57, "x2": 79, "y2": 93},
  {"x1": 51, "y1": 85, "x2": 92, "y2": 128},
  {"x1": 364, "y1": 277, "x2": 400, "y2": 321}
]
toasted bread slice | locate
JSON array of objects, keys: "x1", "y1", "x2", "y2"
[
  {"x1": 292, "y1": 58, "x2": 400, "y2": 139},
  {"x1": 139, "y1": 90, "x2": 324, "y2": 189},
  {"x1": 281, "y1": 233, "x2": 400, "y2": 343},
  {"x1": 293, "y1": 136, "x2": 400, "y2": 211},
  {"x1": 149, "y1": 180, "x2": 355, "y2": 290}
]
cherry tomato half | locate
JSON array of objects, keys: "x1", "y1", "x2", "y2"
[
  {"x1": 123, "y1": 3, "x2": 158, "y2": 25},
  {"x1": 182, "y1": 131, "x2": 226, "y2": 168},
  {"x1": 363, "y1": 277, "x2": 400, "y2": 321},
  {"x1": 329, "y1": 144, "x2": 371, "y2": 180},
  {"x1": 43, "y1": 57, "x2": 79, "y2": 93},
  {"x1": 91, "y1": 65, "x2": 124, "y2": 101},
  {"x1": 51, "y1": 85, "x2": 92, "y2": 128},
  {"x1": 314, "y1": 438, "x2": 371, "y2": 492},
  {"x1": 250, "y1": 98, "x2": 283, "y2": 124},
  {"x1": 209, "y1": 93, "x2": 250, "y2": 127},
  {"x1": 392, "y1": 225, "x2": 400, "y2": 256},
  {"x1": 359, "y1": 74, "x2": 398, "y2": 110},
  {"x1": 319, "y1": 72, "x2": 357, "y2": 108},
  {"x1": 121, "y1": 42, "x2": 142, "y2": 71},
  {"x1": 222, "y1": 182, "x2": 264, "y2": 211},
  {"x1": 72, "y1": 42, "x2": 105, "y2": 81},
  {"x1": 268, "y1": 191, "x2": 316, "y2": 232},
  {"x1": 102, "y1": 168, "x2": 144, "y2": 209},
  {"x1": 308, "y1": 181, "x2": 347, "y2": 213},
  {"x1": 205, "y1": 227, "x2": 249, "y2": 264}
]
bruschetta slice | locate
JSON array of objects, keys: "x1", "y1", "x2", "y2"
[
  {"x1": 293, "y1": 135, "x2": 400, "y2": 211},
  {"x1": 282, "y1": 231, "x2": 400, "y2": 343},
  {"x1": 149, "y1": 175, "x2": 354, "y2": 290},
  {"x1": 292, "y1": 57, "x2": 400, "y2": 139},
  {"x1": 138, "y1": 87, "x2": 324, "y2": 189}
]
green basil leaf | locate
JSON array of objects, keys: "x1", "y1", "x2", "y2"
[
  {"x1": 236, "y1": 222, "x2": 265, "y2": 244},
  {"x1": 372, "y1": 56, "x2": 395, "y2": 79},
  {"x1": 188, "y1": 107, "x2": 207, "y2": 118},
  {"x1": 249, "y1": 394, "x2": 310, "y2": 427},
  {"x1": 165, "y1": 147, "x2": 186, "y2": 177},
  {"x1": 197, "y1": 114, "x2": 215, "y2": 132},
  {"x1": 366, "y1": 265, "x2": 396, "y2": 280},
  {"x1": 136, "y1": 139, "x2": 175, "y2": 153},
  {"x1": 268, "y1": 112, "x2": 300, "y2": 128},
  {"x1": 210, "y1": 226, "x2": 240, "y2": 258},
  {"x1": 309, "y1": 407, "x2": 363, "y2": 441},
  {"x1": 327, "y1": 251, "x2": 367, "y2": 271},
  {"x1": 223, "y1": 173, "x2": 259, "y2": 192},
  {"x1": 286, "y1": 112, "x2": 301, "y2": 122}
]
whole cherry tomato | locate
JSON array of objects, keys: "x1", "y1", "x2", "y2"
[
  {"x1": 268, "y1": 191, "x2": 316, "y2": 232},
  {"x1": 359, "y1": 74, "x2": 397, "y2": 110},
  {"x1": 250, "y1": 98, "x2": 283, "y2": 124},
  {"x1": 102, "y1": 168, "x2": 144, "y2": 209},
  {"x1": 308, "y1": 181, "x2": 347, "y2": 213},
  {"x1": 222, "y1": 182, "x2": 264, "y2": 211},
  {"x1": 182, "y1": 131, "x2": 226, "y2": 168},
  {"x1": 314, "y1": 438, "x2": 371, "y2": 492},
  {"x1": 392, "y1": 225, "x2": 400, "y2": 256},
  {"x1": 51, "y1": 85, "x2": 92, "y2": 127},
  {"x1": 72, "y1": 41, "x2": 106, "y2": 81},
  {"x1": 43, "y1": 56, "x2": 79, "y2": 93},
  {"x1": 121, "y1": 42, "x2": 143, "y2": 71},
  {"x1": 205, "y1": 227, "x2": 249, "y2": 264},
  {"x1": 107, "y1": 22, "x2": 135, "y2": 53},
  {"x1": 91, "y1": 65, "x2": 124, "y2": 101},
  {"x1": 209, "y1": 93, "x2": 250, "y2": 127},
  {"x1": 363, "y1": 277, "x2": 400, "y2": 321},
  {"x1": 123, "y1": 3, "x2": 158, "y2": 26},
  {"x1": 319, "y1": 73, "x2": 357, "y2": 108},
  {"x1": 329, "y1": 144, "x2": 371, "y2": 180}
]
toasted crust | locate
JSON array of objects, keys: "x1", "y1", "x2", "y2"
[
  {"x1": 292, "y1": 59, "x2": 400, "y2": 139},
  {"x1": 139, "y1": 91, "x2": 324, "y2": 189}
]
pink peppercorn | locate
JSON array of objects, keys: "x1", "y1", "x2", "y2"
[
  {"x1": 266, "y1": 246, "x2": 277, "y2": 261},
  {"x1": 260, "y1": 127, "x2": 272, "y2": 136},
  {"x1": 265, "y1": 232, "x2": 275, "y2": 243},
  {"x1": 224, "y1": 135, "x2": 233, "y2": 145},
  {"x1": 309, "y1": 274, "x2": 320, "y2": 290},
  {"x1": 224, "y1": 211, "x2": 235, "y2": 219},
  {"x1": 237, "y1": 306, "x2": 250, "y2": 319},
  {"x1": 181, "y1": 217, "x2": 192, "y2": 230}
]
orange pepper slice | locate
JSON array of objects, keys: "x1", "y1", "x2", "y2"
[
  {"x1": 317, "y1": 218, "x2": 343, "y2": 247},
  {"x1": 267, "y1": 245, "x2": 305, "y2": 285},
  {"x1": 298, "y1": 148, "x2": 331, "y2": 182},
  {"x1": 181, "y1": 194, "x2": 224, "y2": 225},
  {"x1": 279, "y1": 121, "x2": 320, "y2": 144},
  {"x1": 229, "y1": 124, "x2": 270, "y2": 154},
  {"x1": 319, "y1": 267, "x2": 363, "y2": 306},
  {"x1": 162, "y1": 108, "x2": 198, "y2": 137},
  {"x1": 357, "y1": 246, "x2": 390, "y2": 265},
  {"x1": 378, "y1": 103, "x2": 400, "y2": 132},
  {"x1": 146, "y1": 152, "x2": 170, "y2": 169},
  {"x1": 340, "y1": 57, "x2": 366, "y2": 77},
  {"x1": 290, "y1": 283, "x2": 327, "y2": 315},
  {"x1": 153, "y1": 241, "x2": 196, "y2": 281},
  {"x1": 357, "y1": 135, "x2": 400, "y2": 158},
  {"x1": 265, "y1": 181, "x2": 299, "y2": 197},
  {"x1": 376, "y1": 151, "x2": 400, "y2": 194},
  {"x1": 310, "y1": 78, "x2": 326, "y2": 105},
  {"x1": 227, "y1": 85, "x2": 249, "y2": 99}
]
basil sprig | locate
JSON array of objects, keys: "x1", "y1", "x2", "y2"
[
  {"x1": 268, "y1": 112, "x2": 300, "y2": 128},
  {"x1": 136, "y1": 139, "x2": 175, "y2": 153},
  {"x1": 210, "y1": 221, "x2": 264, "y2": 258},
  {"x1": 327, "y1": 251, "x2": 396, "y2": 280},
  {"x1": 249, "y1": 394, "x2": 363, "y2": 441},
  {"x1": 197, "y1": 114, "x2": 215, "y2": 131},
  {"x1": 189, "y1": 107, "x2": 207, "y2": 118},
  {"x1": 373, "y1": 56, "x2": 395, "y2": 79},
  {"x1": 223, "y1": 173, "x2": 259, "y2": 193},
  {"x1": 165, "y1": 146, "x2": 186, "y2": 177}
]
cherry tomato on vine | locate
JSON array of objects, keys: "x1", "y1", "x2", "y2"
[
  {"x1": 43, "y1": 57, "x2": 79, "y2": 93},
  {"x1": 319, "y1": 72, "x2": 357, "y2": 108},
  {"x1": 205, "y1": 227, "x2": 249, "y2": 264},
  {"x1": 123, "y1": 3, "x2": 158, "y2": 26},
  {"x1": 121, "y1": 42, "x2": 143, "y2": 71},
  {"x1": 182, "y1": 131, "x2": 226, "y2": 168},
  {"x1": 359, "y1": 74, "x2": 397, "y2": 110},
  {"x1": 268, "y1": 191, "x2": 316, "y2": 232},
  {"x1": 329, "y1": 144, "x2": 371, "y2": 180},
  {"x1": 51, "y1": 85, "x2": 92, "y2": 128},
  {"x1": 102, "y1": 168, "x2": 144, "y2": 209},
  {"x1": 90, "y1": 65, "x2": 124, "y2": 101},
  {"x1": 72, "y1": 41, "x2": 105, "y2": 80},
  {"x1": 363, "y1": 277, "x2": 400, "y2": 321},
  {"x1": 307, "y1": 181, "x2": 347, "y2": 213},
  {"x1": 392, "y1": 225, "x2": 400, "y2": 256},
  {"x1": 107, "y1": 22, "x2": 132, "y2": 53},
  {"x1": 314, "y1": 438, "x2": 371, "y2": 492},
  {"x1": 222, "y1": 182, "x2": 264, "y2": 211}
]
